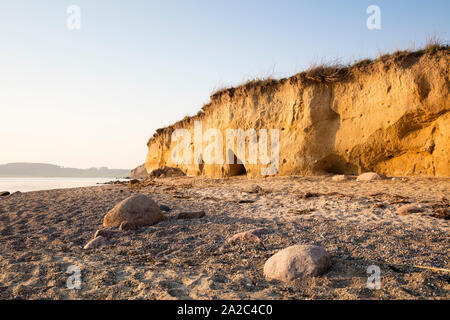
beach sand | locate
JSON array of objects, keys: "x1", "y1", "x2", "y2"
[{"x1": 0, "y1": 176, "x2": 449, "y2": 300}]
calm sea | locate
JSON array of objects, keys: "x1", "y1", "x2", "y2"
[{"x1": 0, "y1": 177, "x2": 122, "y2": 193}]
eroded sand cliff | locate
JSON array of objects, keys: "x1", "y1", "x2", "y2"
[{"x1": 146, "y1": 48, "x2": 449, "y2": 177}]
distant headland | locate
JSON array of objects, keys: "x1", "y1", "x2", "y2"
[{"x1": 0, "y1": 163, "x2": 130, "y2": 178}]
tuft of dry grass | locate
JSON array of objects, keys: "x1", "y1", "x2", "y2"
[
  {"x1": 211, "y1": 67, "x2": 278, "y2": 98},
  {"x1": 242, "y1": 77, "x2": 277, "y2": 89},
  {"x1": 423, "y1": 35, "x2": 448, "y2": 54},
  {"x1": 210, "y1": 77, "x2": 277, "y2": 100},
  {"x1": 353, "y1": 58, "x2": 373, "y2": 68},
  {"x1": 301, "y1": 60, "x2": 351, "y2": 83}
]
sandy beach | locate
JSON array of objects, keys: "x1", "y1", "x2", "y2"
[{"x1": 0, "y1": 175, "x2": 448, "y2": 300}]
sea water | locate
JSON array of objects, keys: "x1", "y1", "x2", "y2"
[{"x1": 0, "y1": 177, "x2": 121, "y2": 193}]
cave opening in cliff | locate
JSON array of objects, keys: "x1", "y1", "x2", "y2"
[
  {"x1": 231, "y1": 163, "x2": 247, "y2": 176},
  {"x1": 314, "y1": 154, "x2": 358, "y2": 175},
  {"x1": 227, "y1": 150, "x2": 247, "y2": 176}
]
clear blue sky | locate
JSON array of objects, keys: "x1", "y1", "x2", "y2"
[{"x1": 0, "y1": 0, "x2": 448, "y2": 169}]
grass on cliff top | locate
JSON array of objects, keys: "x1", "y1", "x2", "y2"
[
  {"x1": 147, "y1": 40, "x2": 448, "y2": 145},
  {"x1": 210, "y1": 38, "x2": 449, "y2": 97}
]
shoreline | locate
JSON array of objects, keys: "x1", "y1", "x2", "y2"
[
  {"x1": 0, "y1": 176, "x2": 449, "y2": 299},
  {"x1": 0, "y1": 177, "x2": 128, "y2": 194}
]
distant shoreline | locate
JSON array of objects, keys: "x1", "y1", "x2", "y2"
[
  {"x1": 0, "y1": 176, "x2": 128, "y2": 193},
  {"x1": 0, "y1": 162, "x2": 131, "y2": 179},
  {"x1": 0, "y1": 175, "x2": 129, "y2": 178}
]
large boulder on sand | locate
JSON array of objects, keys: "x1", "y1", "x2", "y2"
[
  {"x1": 264, "y1": 245, "x2": 331, "y2": 282},
  {"x1": 103, "y1": 194, "x2": 164, "y2": 227}
]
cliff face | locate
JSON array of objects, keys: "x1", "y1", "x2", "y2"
[{"x1": 146, "y1": 49, "x2": 449, "y2": 177}]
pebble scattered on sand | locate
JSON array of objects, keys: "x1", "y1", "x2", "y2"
[
  {"x1": 397, "y1": 204, "x2": 426, "y2": 216},
  {"x1": 83, "y1": 236, "x2": 106, "y2": 250},
  {"x1": 94, "y1": 229, "x2": 122, "y2": 239},
  {"x1": 159, "y1": 204, "x2": 171, "y2": 212},
  {"x1": 331, "y1": 175, "x2": 351, "y2": 182},
  {"x1": 119, "y1": 221, "x2": 137, "y2": 231},
  {"x1": 356, "y1": 172, "x2": 385, "y2": 181},
  {"x1": 225, "y1": 228, "x2": 272, "y2": 245},
  {"x1": 243, "y1": 185, "x2": 264, "y2": 194},
  {"x1": 175, "y1": 211, "x2": 206, "y2": 220}
]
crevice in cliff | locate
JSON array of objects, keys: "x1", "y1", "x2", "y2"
[
  {"x1": 226, "y1": 151, "x2": 247, "y2": 176},
  {"x1": 313, "y1": 154, "x2": 358, "y2": 175}
]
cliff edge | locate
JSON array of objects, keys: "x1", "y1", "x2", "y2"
[{"x1": 146, "y1": 47, "x2": 449, "y2": 177}]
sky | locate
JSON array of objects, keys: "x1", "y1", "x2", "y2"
[{"x1": 0, "y1": 0, "x2": 448, "y2": 169}]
